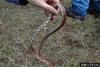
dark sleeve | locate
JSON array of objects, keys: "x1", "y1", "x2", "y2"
[{"x1": 19, "y1": 0, "x2": 29, "y2": 5}]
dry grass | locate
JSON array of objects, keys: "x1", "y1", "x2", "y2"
[{"x1": 0, "y1": 0, "x2": 100, "y2": 67}]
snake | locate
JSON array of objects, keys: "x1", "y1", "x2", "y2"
[{"x1": 38, "y1": 3, "x2": 67, "y2": 56}]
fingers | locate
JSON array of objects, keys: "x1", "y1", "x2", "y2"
[
  {"x1": 45, "y1": 10, "x2": 57, "y2": 21},
  {"x1": 42, "y1": 2, "x2": 59, "y2": 14},
  {"x1": 28, "y1": 0, "x2": 60, "y2": 21},
  {"x1": 51, "y1": 15, "x2": 56, "y2": 21},
  {"x1": 51, "y1": 7, "x2": 60, "y2": 21},
  {"x1": 28, "y1": 0, "x2": 60, "y2": 14},
  {"x1": 45, "y1": 5, "x2": 61, "y2": 21}
]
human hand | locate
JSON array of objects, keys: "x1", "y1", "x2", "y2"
[{"x1": 28, "y1": 0, "x2": 60, "y2": 21}]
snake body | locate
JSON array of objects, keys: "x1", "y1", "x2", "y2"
[{"x1": 39, "y1": 4, "x2": 66, "y2": 56}]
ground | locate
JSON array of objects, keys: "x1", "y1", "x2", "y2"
[{"x1": 0, "y1": 0, "x2": 100, "y2": 67}]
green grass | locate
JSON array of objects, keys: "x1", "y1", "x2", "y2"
[{"x1": 0, "y1": 0, "x2": 100, "y2": 67}]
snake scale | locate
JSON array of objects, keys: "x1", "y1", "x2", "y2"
[{"x1": 38, "y1": 3, "x2": 67, "y2": 56}]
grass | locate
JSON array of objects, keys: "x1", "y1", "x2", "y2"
[{"x1": 0, "y1": 0, "x2": 100, "y2": 67}]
